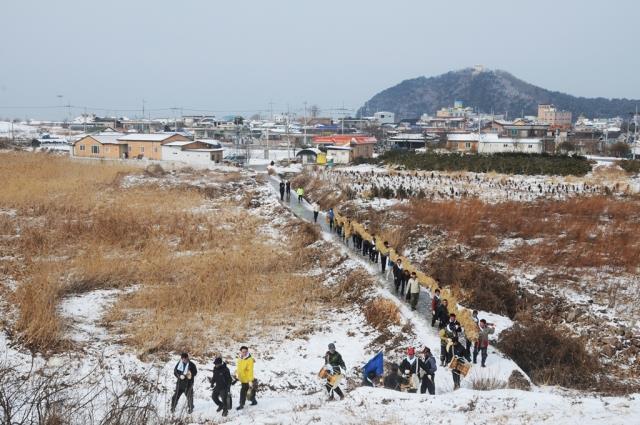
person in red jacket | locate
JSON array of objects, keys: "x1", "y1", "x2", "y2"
[{"x1": 431, "y1": 288, "x2": 441, "y2": 327}]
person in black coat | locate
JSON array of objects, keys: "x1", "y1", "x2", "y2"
[
  {"x1": 210, "y1": 357, "x2": 233, "y2": 417},
  {"x1": 171, "y1": 352, "x2": 198, "y2": 414},
  {"x1": 419, "y1": 347, "x2": 437, "y2": 395},
  {"x1": 448, "y1": 337, "x2": 467, "y2": 390},
  {"x1": 383, "y1": 364, "x2": 408, "y2": 391},
  {"x1": 392, "y1": 259, "x2": 404, "y2": 293},
  {"x1": 285, "y1": 181, "x2": 291, "y2": 201},
  {"x1": 436, "y1": 299, "x2": 450, "y2": 329},
  {"x1": 380, "y1": 241, "x2": 389, "y2": 274},
  {"x1": 362, "y1": 237, "x2": 370, "y2": 257},
  {"x1": 279, "y1": 181, "x2": 285, "y2": 201}
]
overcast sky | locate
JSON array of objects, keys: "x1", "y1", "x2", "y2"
[{"x1": 1, "y1": 0, "x2": 639, "y2": 120}]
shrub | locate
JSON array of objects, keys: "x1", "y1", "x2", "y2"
[
  {"x1": 144, "y1": 163, "x2": 166, "y2": 177},
  {"x1": 363, "y1": 298, "x2": 401, "y2": 331},
  {"x1": 377, "y1": 151, "x2": 592, "y2": 176},
  {"x1": 334, "y1": 269, "x2": 375, "y2": 304},
  {"x1": 497, "y1": 320, "x2": 600, "y2": 389},
  {"x1": 507, "y1": 370, "x2": 531, "y2": 391},
  {"x1": 425, "y1": 250, "x2": 518, "y2": 318},
  {"x1": 619, "y1": 159, "x2": 640, "y2": 174},
  {"x1": 469, "y1": 375, "x2": 507, "y2": 391}
]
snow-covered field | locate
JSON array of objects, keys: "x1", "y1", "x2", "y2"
[
  {"x1": 0, "y1": 121, "x2": 40, "y2": 138},
  {"x1": 313, "y1": 163, "x2": 636, "y2": 203},
  {"x1": 1, "y1": 159, "x2": 639, "y2": 424}
]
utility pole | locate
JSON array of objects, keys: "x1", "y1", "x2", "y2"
[
  {"x1": 303, "y1": 101, "x2": 308, "y2": 147},
  {"x1": 632, "y1": 105, "x2": 638, "y2": 159},
  {"x1": 170, "y1": 107, "x2": 180, "y2": 133},
  {"x1": 142, "y1": 99, "x2": 146, "y2": 133},
  {"x1": 66, "y1": 103, "x2": 72, "y2": 138},
  {"x1": 286, "y1": 104, "x2": 291, "y2": 159}
]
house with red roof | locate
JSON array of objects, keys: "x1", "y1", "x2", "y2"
[{"x1": 312, "y1": 135, "x2": 377, "y2": 163}]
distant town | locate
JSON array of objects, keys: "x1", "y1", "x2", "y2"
[{"x1": 1, "y1": 100, "x2": 638, "y2": 168}]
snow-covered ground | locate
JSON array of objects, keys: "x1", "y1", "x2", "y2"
[
  {"x1": 1, "y1": 163, "x2": 639, "y2": 424},
  {"x1": 0, "y1": 121, "x2": 40, "y2": 138},
  {"x1": 308, "y1": 164, "x2": 637, "y2": 203}
]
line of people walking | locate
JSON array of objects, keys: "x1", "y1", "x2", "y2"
[{"x1": 272, "y1": 180, "x2": 496, "y2": 396}]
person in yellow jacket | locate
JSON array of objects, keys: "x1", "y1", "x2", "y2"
[{"x1": 235, "y1": 346, "x2": 257, "y2": 409}]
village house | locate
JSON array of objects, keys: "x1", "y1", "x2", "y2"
[
  {"x1": 447, "y1": 132, "x2": 544, "y2": 154},
  {"x1": 72, "y1": 132, "x2": 127, "y2": 159},
  {"x1": 312, "y1": 135, "x2": 377, "y2": 163},
  {"x1": 325, "y1": 145, "x2": 352, "y2": 165},
  {"x1": 118, "y1": 133, "x2": 191, "y2": 160},
  {"x1": 72, "y1": 132, "x2": 191, "y2": 160},
  {"x1": 447, "y1": 133, "x2": 479, "y2": 153},
  {"x1": 160, "y1": 139, "x2": 224, "y2": 166}
]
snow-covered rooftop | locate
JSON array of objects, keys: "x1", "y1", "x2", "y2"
[
  {"x1": 118, "y1": 133, "x2": 184, "y2": 142},
  {"x1": 163, "y1": 141, "x2": 193, "y2": 147}
]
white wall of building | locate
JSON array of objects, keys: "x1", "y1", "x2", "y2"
[
  {"x1": 478, "y1": 135, "x2": 543, "y2": 154},
  {"x1": 326, "y1": 148, "x2": 351, "y2": 164},
  {"x1": 161, "y1": 145, "x2": 222, "y2": 167},
  {"x1": 374, "y1": 111, "x2": 395, "y2": 124}
]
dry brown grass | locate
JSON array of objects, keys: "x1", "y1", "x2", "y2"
[
  {"x1": 399, "y1": 196, "x2": 640, "y2": 272},
  {"x1": 425, "y1": 249, "x2": 518, "y2": 318},
  {"x1": 497, "y1": 318, "x2": 600, "y2": 389},
  {"x1": 469, "y1": 374, "x2": 507, "y2": 391},
  {"x1": 1, "y1": 152, "x2": 325, "y2": 356},
  {"x1": 291, "y1": 171, "x2": 347, "y2": 210},
  {"x1": 332, "y1": 268, "x2": 376, "y2": 305},
  {"x1": 363, "y1": 298, "x2": 401, "y2": 331},
  {"x1": 13, "y1": 263, "x2": 67, "y2": 351}
]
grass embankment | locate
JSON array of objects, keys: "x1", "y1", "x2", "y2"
[
  {"x1": 368, "y1": 151, "x2": 593, "y2": 176},
  {"x1": 398, "y1": 196, "x2": 640, "y2": 272},
  {"x1": 0, "y1": 152, "x2": 323, "y2": 356},
  {"x1": 619, "y1": 159, "x2": 640, "y2": 174}
]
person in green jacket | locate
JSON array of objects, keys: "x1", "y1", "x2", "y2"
[{"x1": 324, "y1": 343, "x2": 346, "y2": 400}]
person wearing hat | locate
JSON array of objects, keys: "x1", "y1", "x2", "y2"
[
  {"x1": 418, "y1": 347, "x2": 437, "y2": 395},
  {"x1": 210, "y1": 357, "x2": 232, "y2": 417},
  {"x1": 324, "y1": 343, "x2": 346, "y2": 400},
  {"x1": 399, "y1": 347, "x2": 420, "y2": 393},
  {"x1": 171, "y1": 352, "x2": 198, "y2": 414}
]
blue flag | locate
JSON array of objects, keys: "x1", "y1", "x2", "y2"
[{"x1": 363, "y1": 352, "x2": 384, "y2": 377}]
